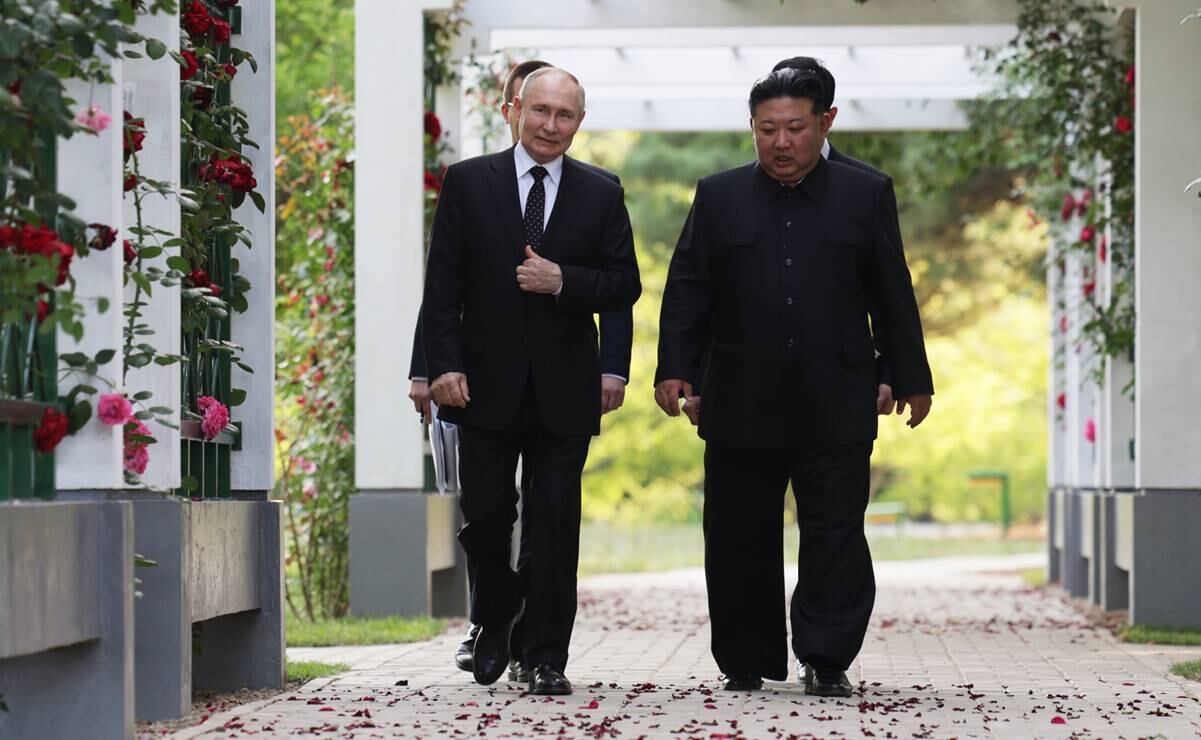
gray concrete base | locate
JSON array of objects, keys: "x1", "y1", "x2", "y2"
[
  {"x1": 1054, "y1": 488, "x2": 1090, "y2": 598},
  {"x1": 1047, "y1": 488, "x2": 1062, "y2": 584},
  {"x1": 0, "y1": 501, "x2": 134, "y2": 739},
  {"x1": 1125, "y1": 489, "x2": 1201, "y2": 628},
  {"x1": 131, "y1": 497, "x2": 283, "y2": 719},
  {"x1": 1096, "y1": 491, "x2": 1130, "y2": 611},
  {"x1": 350, "y1": 490, "x2": 468, "y2": 617}
]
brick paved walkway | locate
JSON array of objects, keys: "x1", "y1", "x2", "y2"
[{"x1": 176, "y1": 554, "x2": 1201, "y2": 738}]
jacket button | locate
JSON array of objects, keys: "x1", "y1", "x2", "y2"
[
  {"x1": 785, "y1": 297, "x2": 793, "y2": 305},
  {"x1": 786, "y1": 221, "x2": 793, "y2": 228},
  {"x1": 785, "y1": 338, "x2": 794, "y2": 348},
  {"x1": 785, "y1": 258, "x2": 792, "y2": 266}
]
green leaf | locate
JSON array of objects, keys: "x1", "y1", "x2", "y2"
[
  {"x1": 248, "y1": 189, "x2": 266, "y2": 213},
  {"x1": 148, "y1": 406, "x2": 174, "y2": 415},
  {"x1": 181, "y1": 476, "x2": 200, "y2": 492},
  {"x1": 234, "y1": 360, "x2": 254, "y2": 374},
  {"x1": 134, "y1": 554, "x2": 159, "y2": 568},
  {"x1": 230, "y1": 388, "x2": 247, "y2": 407},
  {"x1": 139, "y1": 246, "x2": 163, "y2": 260},
  {"x1": 166, "y1": 256, "x2": 192, "y2": 271},
  {"x1": 131, "y1": 271, "x2": 153, "y2": 296},
  {"x1": 98, "y1": 296, "x2": 111, "y2": 313},
  {"x1": 132, "y1": 390, "x2": 153, "y2": 401},
  {"x1": 61, "y1": 352, "x2": 89, "y2": 367},
  {"x1": 153, "y1": 355, "x2": 180, "y2": 366},
  {"x1": 67, "y1": 400, "x2": 92, "y2": 434},
  {"x1": 145, "y1": 39, "x2": 166, "y2": 60}
]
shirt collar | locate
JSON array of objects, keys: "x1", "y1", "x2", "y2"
[
  {"x1": 821, "y1": 138, "x2": 831, "y2": 160},
  {"x1": 514, "y1": 142, "x2": 563, "y2": 186},
  {"x1": 753, "y1": 155, "x2": 829, "y2": 205}
]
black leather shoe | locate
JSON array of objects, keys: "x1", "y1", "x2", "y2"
[
  {"x1": 722, "y1": 674, "x2": 763, "y2": 691},
  {"x1": 802, "y1": 662, "x2": 853, "y2": 697},
  {"x1": 454, "y1": 624, "x2": 480, "y2": 672},
  {"x1": 472, "y1": 603, "x2": 524, "y2": 686},
  {"x1": 507, "y1": 659, "x2": 530, "y2": 683},
  {"x1": 528, "y1": 664, "x2": 572, "y2": 695}
]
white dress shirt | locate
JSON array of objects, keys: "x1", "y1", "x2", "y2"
[{"x1": 514, "y1": 142, "x2": 563, "y2": 231}]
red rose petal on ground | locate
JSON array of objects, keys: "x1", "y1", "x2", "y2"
[
  {"x1": 584, "y1": 699, "x2": 599, "y2": 709},
  {"x1": 1051, "y1": 715, "x2": 1067, "y2": 724}
]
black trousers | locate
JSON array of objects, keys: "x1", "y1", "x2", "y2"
[
  {"x1": 457, "y1": 382, "x2": 590, "y2": 672},
  {"x1": 703, "y1": 441, "x2": 875, "y2": 681}
]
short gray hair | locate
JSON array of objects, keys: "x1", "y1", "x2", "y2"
[{"x1": 518, "y1": 67, "x2": 586, "y2": 113}]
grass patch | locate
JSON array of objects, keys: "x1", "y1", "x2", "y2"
[
  {"x1": 1119, "y1": 624, "x2": 1201, "y2": 647},
  {"x1": 287, "y1": 660, "x2": 349, "y2": 684},
  {"x1": 578, "y1": 522, "x2": 1043, "y2": 576},
  {"x1": 287, "y1": 613, "x2": 444, "y2": 647},
  {"x1": 1171, "y1": 660, "x2": 1201, "y2": 682},
  {"x1": 1019, "y1": 567, "x2": 1047, "y2": 587}
]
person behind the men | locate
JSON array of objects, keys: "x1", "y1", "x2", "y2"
[
  {"x1": 654, "y1": 65, "x2": 933, "y2": 697},
  {"x1": 680, "y1": 55, "x2": 901, "y2": 427},
  {"x1": 423, "y1": 66, "x2": 641, "y2": 696},
  {"x1": 407, "y1": 59, "x2": 634, "y2": 683}
]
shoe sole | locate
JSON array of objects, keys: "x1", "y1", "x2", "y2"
[
  {"x1": 529, "y1": 685, "x2": 573, "y2": 695},
  {"x1": 805, "y1": 685, "x2": 853, "y2": 698}
]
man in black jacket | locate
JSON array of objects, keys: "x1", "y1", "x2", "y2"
[
  {"x1": 423, "y1": 67, "x2": 641, "y2": 695},
  {"x1": 408, "y1": 60, "x2": 633, "y2": 681},
  {"x1": 655, "y1": 66, "x2": 933, "y2": 696}
]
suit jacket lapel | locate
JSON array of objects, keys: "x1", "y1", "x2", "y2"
[
  {"x1": 486, "y1": 148, "x2": 526, "y2": 261},
  {"x1": 540, "y1": 157, "x2": 587, "y2": 260}
]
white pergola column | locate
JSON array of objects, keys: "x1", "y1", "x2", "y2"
[
  {"x1": 123, "y1": 10, "x2": 181, "y2": 490},
  {"x1": 1047, "y1": 243, "x2": 1066, "y2": 489},
  {"x1": 354, "y1": 0, "x2": 449, "y2": 492},
  {"x1": 56, "y1": 69, "x2": 125, "y2": 490},
  {"x1": 1133, "y1": 0, "x2": 1201, "y2": 489},
  {"x1": 230, "y1": 0, "x2": 276, "y2": 493},
  {"x1": 1063, "y1": 246, "x2": 1099, "y2": 490},
  {"x1": 1097, "y1": 164, "x2": 1135, "y2": 489}
]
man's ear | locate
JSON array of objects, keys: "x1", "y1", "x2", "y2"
[{"x1": 827, "y1": 105, "x2": 839, "y2": 127}]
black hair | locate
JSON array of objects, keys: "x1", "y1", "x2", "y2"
[
  {"x1": 771, "y1": 56, "x2": 836, "y2": 110},
  {"x1": 503, "y1": 60, "x2": 552, "y2": 103},
  {"x1": 748, "y1": 67, "x2": 829, "y2": 117}
]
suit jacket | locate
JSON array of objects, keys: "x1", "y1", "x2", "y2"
[
  {"x1": 422, "y1": 147, "x2": 641, "y2": 436},
  {"x1": 656, "y1": 157, "x2": 933, "y2": 447},
  {"x1": 409, "y1": 161, "x2": 634, "y2": 381}
]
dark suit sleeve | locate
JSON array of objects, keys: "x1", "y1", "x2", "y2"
[
  {"x1": 556, "y1": 187, "x2": 641, "y2": 313},
  {"x1": 598, "y1": 309, "x2": 633, "y2": 379},
  {"x1": 866, "y1": 179, "x2": 933, "y2": 398},
  {"x1": 655, "y1": 180, "x2": 713, "y2": 386},
  {"x1": 870, "y1": 178, "x2": 905, "y2": 390},
  {"x1": 409, "y1": 304, "x2": 427, "y2": 380},
  {"x1": 421, "y1": 166, "x2": 467, "y2": 381}
]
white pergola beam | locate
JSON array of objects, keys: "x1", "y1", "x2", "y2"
[
  {"x1": 585, "y1": 82, "x2": 992, "y2": 102},
  {"x1": 492, "y1": 24, "x2": 1017, "y2": 50},
  {"x1": 581, "y1": 98, "x2": 968, "y2": 132}
]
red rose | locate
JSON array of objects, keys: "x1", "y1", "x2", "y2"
[
  {"x1": 315, "y1": 294, "x2": 331, "y2": 307},
  {"x1": 1083, "y1": 280, "x2": 1096, "y2": 297},
  {"x1": 123, "y1": 112, "x2": 146, "y2": 156},
  {"x1": 1124, "y1": 66, "x2": 1135, "y2": 86},
  {"x1": 123, "y1": 239, "x2": 137, "y2": 264},
  {"x1": 1079, "y1": 225, "x2": 1095, "y2": 244},
  {"x1": 424, "y1": 111, "x2": 442, "y2": 140},
  {"x1": 1098, "y1": 236, "x2": 1107, "y2": 263},
  {"x1": 1076, "y1": 189, "x2": 1092, "y2": 217},
  {"x1": 323, "y1": 260, "x2": 334, "y2": 272},
  {"x1": 89, "y1": 223, "x2": 117, "y2": 251},
  {"x1": 208, "y1": 282, "x2": 222, "y2": 297},
  {"x1": 8, "y1": 79, "x2": 20, "y2": 95},
  {"x1": 192, "y1": 85, "x2": 214, "y2": 109},
  {"x1": 33, "y1": 408, "x2": 69, "y2": 453},
  {"x1": 182, "y1": 0, "x2": 213, "y2": 37},
  {"x1": 1060, "y1": 193, "x2": 1075, "y2": 222},
  {"x1": 36, "y1": 299, "x2": 50, "y2": 323},
  {"x1": 180, "y1": 50, "x2": 200, "y2": 80},
  {"x1": 1047, "y1": 31, "x2": 1061, "y2": 43},
  {"x1": 189, "y1": 268, "x2": 210, "y2": 286},
  {"x1": 211, "y1": 19, "x2": 231, "y2": 45},
  {"x1": 223, "y1": 63, "x2": 237, "y2": 79},
  {"x1": 0, "y1": 224, "x2": 17, "y2": 249},
  {"x1": 1115, "y1": 116, "x2": 1132, "y2": 134},
  {"x1": 1059, "y1": 314, "x2": 1068, "y2": 334},
  {"x1": 124, "y1": 173, "x2": 138, "y2": 192},
  {"x1": 50, "y1": 241, "x2": 73, "y2": 286},
  {"x1": 1056, "y1": 392, "x2": 1066, "y2": 409},
  {"x1": 423, "y1": 171, "x2": 442, "y2": 193}
]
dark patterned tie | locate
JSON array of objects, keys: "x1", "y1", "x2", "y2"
[{"x1": 523, "y1": 165, "x2": 548, "y2": 251}]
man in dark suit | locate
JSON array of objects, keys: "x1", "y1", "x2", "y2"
[
  {"x1": 680, "y1": 55, "x2": 901, "y2": 426},
  {"x1": 407, "y1": 60, "x2": 633, "y2": 681},
  {"x1": 655, "y1": 66, "x2": 933, "y2": 696},
  {"x1": 423, "y1": 67, "x2": 641, "y2": 695}
]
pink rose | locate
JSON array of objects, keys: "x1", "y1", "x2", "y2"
[
  {"x1": 1084, "y1": 418, "x2": 1096, "y2": 443},
  {"x1": 197, "y1": 395, "x2": 230, "y2": 440},
  {"x1": 76, "y1": 104, "x2": 112, "y2": 133},
  {"x1": 97, "y1": 393, "x2": 134, "y2": 426},
  {"x1": 123, "y1": 419, "x2": 153, "y2": 475}
]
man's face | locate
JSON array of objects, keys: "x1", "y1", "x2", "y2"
[
  {"x1": 751, "y1": 96, "x2": 831, "y2": 184},
  {"x1": 500, "y1": 76, "x2": 524, "y2": 144},
  {"x1": 511, "y1": 72, "x2": 585, "y2": 164}
]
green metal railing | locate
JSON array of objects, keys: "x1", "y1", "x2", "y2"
[
  {"x1": 1, "y1": 133, "x2": 59, "y2": 501},
  {"x1": 175, "y1": 5, "x2": 242, "y2": 499}
]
